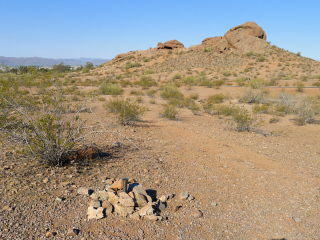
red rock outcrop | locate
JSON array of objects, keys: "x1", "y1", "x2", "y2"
[
  {"x1": 157, "y1": 40, "x2": 184, "y2": 49},
  {"x1": 225, "y1": 21, "x2": 267, "y2": 40}
]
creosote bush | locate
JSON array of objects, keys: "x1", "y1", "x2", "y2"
[
  {"x1": 99, "y1": 83, "x2": 123, "y2": 95},
  {"x1": 0, "y1": 77, "x2": 95, "y2": 166},
  {"x1": 104, "y1": 97, "x2": 146, "y2": 125},
  {"x1": 160, "y1": 104, "x2": 179, "y2": 120}
]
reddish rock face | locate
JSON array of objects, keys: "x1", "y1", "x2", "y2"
[
  {"x1": 157, "y1": 40, "x2": 184, "y2": 49},
  {"x1": 225, "y1": 21, "x2": 267, "y2": 40},
  {"x1": 202, "y1": 36, "x2": 222, "y2": 45},
  {"x1": 223, "y1": 22, "x2": 269, "y2": 54}
]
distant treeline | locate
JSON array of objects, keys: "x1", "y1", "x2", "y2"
[{"x1": 0, "y1": 62, "x2": 97, "y2": 74}]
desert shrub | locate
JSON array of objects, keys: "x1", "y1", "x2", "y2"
[
  {"x1": 253, "y1": 104, "x2": 270, "y2": 114},
  {"x1": 231, "y1": 107, "x2": 260, "y2": 132},
  {"x1": 134, "y1": 75, "x2": 157, "y2": 89},
  {"x1": 146, "y1": 89, "x2": 157, "y2": 97},
  {"x1": 160, "y1": 104, "x2": 179, "y2": 120},
  {"x1": 172, "y1": 73, "x2": 182, "y2": 80},
  {"x1": 249, "y1": 78, "x2": 266, "y2": 89},
  {"x1": 312, "y1": 81, "x2": 320, "y2": 87},
  {"x1": 104, "y1": 97, "x2": 146, "y2": 125},
  {"x1": 120, "y1": 80, "x2": 132, "y2": 87},
  {"x1": 239, "y1": 87, "x2": 268, "y2": 104},
  {"x1": 82, "y1": 68, "x2": 89, "y2": 73},
  {"x1": 269, "y1": 116, "x2": 280, "y2": 123},
  {"x1": 126, "y1": 55, "x2": 135, "y2": 60},
  {"x1": 0, "y1": 79, "x2": 95, "y2": 166},
  {"x1": 246, "y1": 51, "x2": 254, "y2": 57},
  {"x1": 144, "y1": 69, "x2": 155, "y2": 75},
  {"x1": 188, "y1": 92, "x2": 199, "y2": 100},
  {"x1": 207, "y1": 94, "x2": 225, "y2": 104},
  {"x1": 300, "y1": 75, "x2": 308, "y2": 81},
  {"x1": 296, "y1": 82, "x2": 305, "y2": 92},
  {"x1": 183, "y1": 76, "x2": 196, "y2": 89},
  {"x1": 143, "y1": 58, "x2": 150, "y2": 62},
  {"x1": 125, "y1": 61, "x2": 141, "y2": 69},
  {"x1": 160, "y1": 85, "x2": 183, "y2": 99},
  {"x1": 312, "y1": 74, "x2": 320, "y2": 80},
  {"x1": 130, "y1": 90, "x2": 144, "y2": 96},
  {"x1": 234, "y1": 77, "x2": 247, "y2": 86},
  {"x1": 222, "y1": 70, "x2": 231, "y2": 77},
  {"x1": 204, "y1": 104, "x2": 236, "y2": 116},
  {"x1": 257, "y1": 55, "x2": 266, "y2": 62},
  {"x1": 99, "y1": 83, "x2": 123, "y2": 95}
]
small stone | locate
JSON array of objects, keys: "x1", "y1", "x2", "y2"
[
  {"x1": 105, "y1": 179, "x2": 113, "y2": 185},
  {"x1": 77, "y1": 187, "x2": 94, "y2": 196},
  {"x1": 132, "y1": 184, "x2": 152, "y2": 202},
  {"x1": 173, "y1": 205, "x2": 180, "y2": 212},
  {"x1": 211, "y1": 202, "x2": 218, "y2": 206},
  {"x1": 110, "y1": 179, "x2": 123, "y2": 191},
  {"x1": 43, "y1": 178, "x2": 49, "y2": 183},
  {"x1": 109, "y1": 195, "x2": 119, "y2": 205},
  {"x1": 95, "y1": 207, "x2": 104, "y2": 219},
  {"x1": 91, "y1": 191, "x2": 109, "y2": 201},
  {"x1": 112, "y1": 141, "x2": 122, "y2": 147},
  {"x1": 128, "y1": 178, "x2": 135, "y2": 183},
  {"x1": 156, "y1": 200, "x2": 166, "y2": 212},
  {"x1": 55, "y1": 197, "x2": 65, "y2": 202},
  {"x1": 66, "y1": 174, "x2": 73, "y2": 179},
  {"x1": 67, "y1": 228, "x2": 79, "y2": 236},
  {"x1": 293, "y1": 217, "x2": 302, "y2": 223},
  {"x1": 139, "y1": 203, "x2": 154, "y2": 216},
  {"x1": 130, "y1": 212, "x2": 140, "y2": 220},
  {"x1": 128, "y1": 191, "x2": 135, "y2": 198},
  {"x1": 159, "y1": 195, "x2": 168, "y2": 202},
  {"x1": 187, "y1": 195, "x2": 195, "y2": 201},
  {"x1": 45, "y1": 231, "x2": 56, "y2": 238},
  {"x1": 135, "y1": 193, "x2": 148, "y2": 208},
  {"x1": 61, "y1": 181, "x2": 71, "y2": 187},
  {"x1": 114, "y1": 204, "x2": 134, "y2": 216},
  {"x1": 87, "y1": 206, "x2": 104, "y2": 219},
  {"x1": 119, "y1": 192, "x2": 135, "y2": 207},
  {"x1": 89, "y1": 200, "x2": 101, "y2": 208},
  {"x1": 144, "y1": 215, "x2": 158, "y2": 221},
  {"x1": 190, "y1": 209, "x2": 203, "y2": 218},
  {"x1": 157, "y1": 216, "x2": 164, "y2": 221},
  {"x1": 180, "y1": 192, "x2": 189, "y2": 200},
  {"x1": 2, "y1": 205, "x2": 13, "y2": 211},
  {"x1": 102, "y1": 201, "x2": 113, "y2": 215}
]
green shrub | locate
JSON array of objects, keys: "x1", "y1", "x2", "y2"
[
  {"x1": 257, "y1": 55, "x2": 266, "y2": 62},
  {"x1": 82, "y1": 68, "x2": 89, "y2": 73},
  {"x1": 145, "y1": 69, "x2": 155, "y2": 75},
  {"x1": 99, "y1": 83, "x2": 123, "y2": 95},
  {"x1": 134, "y1": 75, "x2": 157, "y2": 89},
  {"x1": 104, "y1": 97, "x2": 146, "y2": 125},
  {"x1": 296, "y1": 82, "x2": 305, "y2": 92},
  {"x1": 231, "y1": 107, "x2": 260, "y2": 132},
  {"x1": 234, "y1": 77, "x2": 247, "y2": 86},
  {"x1": 222, "y1": 70, "x2": 231, "y2": 77},
  {"x1": 160, "y1": 85, "x2": 183, "y2": 99},
  {"x1": 249, "y1": 78, "x2": 266, "y2": 89},
  {"x1": 253, "y1": 104, "x2": 269, "y2": 114},
  {"x1": 0, "y1": 80, "x2": 93, "y2": 166},
  {"x1": 269, "y1": 116, "x2": 280, "y2": 123},
  {"x1": 125, "y1": 61, "x2": 141, "y2": 69},
  {"x1": 143, "y1": 58, "x2": 150, "y2": 62},
  {"x1": 312, "y1": 81, "x2": 320, "y2": 87},
  {"x1": 172, "y1": 73, "x2": 182, "y2": 80},
  {"x1": 239, "y1": 87, "x2": 267, "y2": 104},
  {"x1": 160, "y1": 104, "x2": 179, "y2": 120}
]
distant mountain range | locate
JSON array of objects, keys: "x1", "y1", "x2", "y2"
[{"x1": 0, "y1": 56, "x2": 111, "y2": 67}]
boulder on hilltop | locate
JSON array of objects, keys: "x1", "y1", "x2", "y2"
[
  {"x1": 157, "y1": 40, "x2": 184, "y2": 49},
  {"x1": 225, "y1": 21, "x2": 267, "y2": 40},
  {"x1": 202, "y1": 36, "x2": 222, "y2": 45},
  {"x1": 224, "y1": 21, "x2": 269, "y2": 54},
  {"x1": 201, "y1": 36, "x2": 229, "y2": 53}
]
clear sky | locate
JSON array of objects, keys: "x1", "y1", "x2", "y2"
[{"x1": 1, "y1": 0, "x2": 319, "y2": 61}]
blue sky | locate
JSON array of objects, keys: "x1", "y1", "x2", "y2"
[{"x1": 1, "y1": 0, "x2": 319, "y2": 61}]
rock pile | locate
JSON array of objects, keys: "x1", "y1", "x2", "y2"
[{"x1": 78, "y1": 179, "x2": 182, "y2": 221}]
